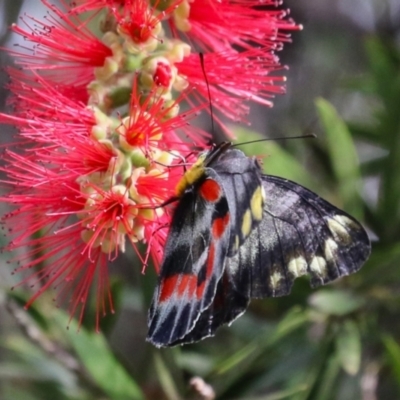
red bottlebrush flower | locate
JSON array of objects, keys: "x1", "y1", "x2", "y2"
[
  {"x1": 1, "y1": 0, "x2": 298, "y2": 328},
  {"x1": 71, "y1": 0, "x2": 183, "y2": 15},
  {"x1": 153, "y1": 61, "x2": 173, "y2": 88},
  {"x1": 119, "y1": 80, "x2": 208, "y2": 153},
  {"x1": 70, "y1": 0, "x2": 127, "y2": 13},
  {"x1": 112, "y1": 0, "x2": 184, "y2": 55},
  {"x1": 10, "y1": 0, "x2": 112, "y2": 86},
  {"x1": 116, "y1": 0, "x2": 161, "y2": 46},
  {"x1": 177, "y1": 48, "x2": 287, "y2": 127},
  {"x1": 6, "y1": 67, "x2": 90, "y2": 107},
  {"x1": 168, "y1": 0, "x2": 301, "y2": 132},
  {"x1": 0, "y1": 66, "x2": 203, "y2": 327},
  {"x1": 4, "y1": 68, "x2": 91, "y2": 120},
  {"x1": 170, "y1": 0, "x2": 300, "y2": 52}
]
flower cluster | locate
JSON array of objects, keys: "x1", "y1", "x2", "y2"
[{"x1": 0, "y1": 0, "x2": 299, "y2": 327}]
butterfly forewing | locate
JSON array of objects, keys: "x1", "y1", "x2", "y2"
[
  {"x1": 147, "y1": 146, "x2": 265, "y2": 347},
  {"x1": 147, "y1": 171, "x2": 232, "y2": 347},
  {"x1": 210, "y1": 148, "x2": 265, "y2": 255},
  {"x1": 168, "y1": 271, "x2": 250, "y2": 346},
  {"x1": 225, "y1": 175, "x2": 371, "y2": 298}
]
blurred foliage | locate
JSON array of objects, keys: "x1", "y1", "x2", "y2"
[{"x1": 1, "y1": 3, "x2": 400, "y2": 400}]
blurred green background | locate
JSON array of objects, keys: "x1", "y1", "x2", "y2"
[{"x1": 0, "y1": 1, "x2": 400, "y2": 399}]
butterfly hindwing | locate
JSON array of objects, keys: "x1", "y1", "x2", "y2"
[{"x1": 225, "y1": 175, "x2": 371, "y2": 298}]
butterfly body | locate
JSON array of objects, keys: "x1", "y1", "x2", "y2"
[{"x1": 147, "y1": 143, "x2": 370, "y2": 347}]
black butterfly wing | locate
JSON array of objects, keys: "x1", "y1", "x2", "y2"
[
  {"x1": 178, "y1": 175, "x2": 371, "y2": 342},
  {"x1": 226, "y1": 175, "x2": 371, "y2": 298},
  {"x1": 147, "y1": 149, "x2": 264, "y2": 347},
  {"x1": 168, "y1": 271, "x2": 250, "y2": 346},
  {"x1": 168, "y1": 152, "x2": 265, "y2": 345},
  {"x1": 212, "y1": 148, "x2": 265, "y2": 255},
  {"x1": 147, "y1": 174, "x2": 231, "y2": 348},
  {"x1": 148, "y1": 148, "x2": 371, "y2": 346}
]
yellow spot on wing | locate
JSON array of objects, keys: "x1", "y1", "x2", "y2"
[
  {"x1": 250, "y1": 186, "x2": 264, "y2": 221},
  {"x1": 241, "y1": 209, "x2": 252, "y2": 238}
]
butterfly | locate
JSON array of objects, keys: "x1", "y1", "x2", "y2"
[{"x1": 147, "y1": 142, "x2": 371, "y2": 347}]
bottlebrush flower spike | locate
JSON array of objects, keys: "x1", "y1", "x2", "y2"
[
  {"x1": 176, "y1": 48, "x2": 287, "y2": 126},
  {"x1": 0, "y1": 76, "x2": 194, "y2": 327},
  {"x1": 0, "y1": 0, "x2": 298, "y2": 327},
  {"x1": 71, "y1": 0, "x2": 132, "y2": 13},
  {"x1": 170, "y1": 0, "x2": 300, "y2": 52},
  {"x1": 169, "y1": 1, "x2": 301, "y2": 126},
  {"x1": 10, "y1": 0, "x2": 113, "y2": 86}
]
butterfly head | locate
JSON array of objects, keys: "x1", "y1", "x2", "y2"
[
  {"x1": 175, "y1": 152, "x2": 208, "y2": 197},
  {"x1": 174, "y1": 142, "x2": 233, "y2": 198}
]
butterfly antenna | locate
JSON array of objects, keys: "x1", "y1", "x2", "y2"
[
  {"x1": 199, "y1": 53, "x2": 215, "y2": 140},
  {"x1": 234, "y1": 133, "x2": 317, "y2": 147}
]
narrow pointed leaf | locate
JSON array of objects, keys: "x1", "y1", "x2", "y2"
[
  {"x1": 315, "y1": 98, "x2": 363, "y2": 219},
  {"x1": 335, "y1": 320, "x2": 361, "y2": 376},
  {"x1": 55, "y1": 312, "x2": 144, "y2": 400}
]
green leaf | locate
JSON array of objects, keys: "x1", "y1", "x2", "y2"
[
  {"x1": 237, "y1": 384, "x2": 308, "y2": 400},
  {"x1": 356, "y1": 242, "x2": 400, "y2": 287},
  {"x1": 4, "y1": 337, "x2": 78, "y2": 390},
  {"x1": 335, "y1": 320, "x2": 361, "y2": 376},
  {"x1": 347, "y1": 122, "x2": 380, "y2": 144},
  {"x1": 312, "y1": 353, "x2": 341, "y2": 400},
  {"x1": 7, "y1": 291, "x2": 50, "y2": 331},
  {"x1": 315, "y1": 98, "x2": 363, "y2": 219},
  {"x1": 213, "y1": 307, "x2": 309, "y2": 376},
  {"x1": 362, "y1": 38, "x2": 400, "y2": 239},
  {"x1": 210, "y1": 307, "x2": 310, "y2": 397},
  {"x1": 382, "y1": 334, "x2": 400, "y2": 393},
  {"x1": 364, "y1": 37, "x2": 398, "y2": 103},
  {"x1": 153, "y1": 352, "x2": 182, "y2": 400},
  {"x1": 54, "y1": 312, "x2": 144, "y2": 400},
  {"x1": 309, "y1": 290, "x2": 364, "y2": 316}
]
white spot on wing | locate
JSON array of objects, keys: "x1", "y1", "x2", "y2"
[
  {"x1": 261, "y1": 185, "x2": 266, "y2": 202},
  {"x1": 310, "y1": 256, "x2": 327, "y2": 277},
  {"x1": 334, "y1": 215, "x2": 355, "y2": 227},
  {"x1": 288, "y1": 256, "x2": 307, "y2": 277},
  {"x1": 227, "y1": 251, "x2": 239, "y2": 274},
  {"x1": 192, "y1": 247, "x2": 209, "y2": 274},
  {"x1": 326, "y1": 216, "x2": 351, "y2": 243},
  {"x1": 270, "y1": 271, "x2": 282, "y2": 289},
  {"x1": 324, "y1": 238, "x2": 338, "y2": 262}
]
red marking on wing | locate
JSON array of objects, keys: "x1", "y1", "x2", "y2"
[
  {"x1": 159, "y1": 242, "x2": 220, "y2": 303},
  {"x1": 212, "y1": 213, "x2": 230, "y2": 239},
  {"x1": 159, "y1": 274, "x2": 197, "y2": 302},
  {"x1": 199, "y1": 179, "x2": 221, "y2": 202}
]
